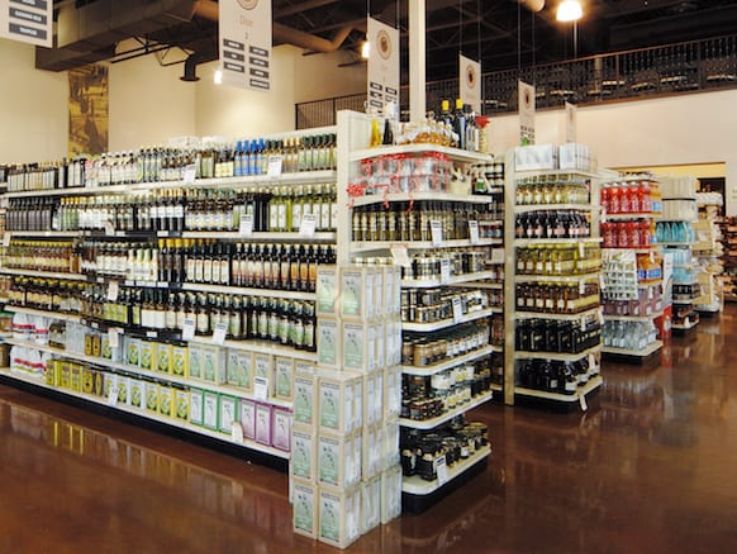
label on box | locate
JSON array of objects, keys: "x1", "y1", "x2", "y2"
[
  {"x1": 469, "y1": 220, "x2": 480, "y2": 244},
  {"x1": 183, "y1": 164, "x2": 197, "y2": 184},
  {"x1": 239, "y1": 214, "x2": 254, "y2": 237},
  {"x1": 317, "y1": 271, "x2": 337, "y2": 313},
  {"x1": 430, "y1": 219, "x2": 443, "y2": 246},
  {"x1": 440, "y1": 259, "x2": 451, "y2": 283},
  {"x1": 254, "y1": 376, "x2": 269, "y2": 401},
  {"x1": 299, "y1": 213, "x2": 317, "y2": 238},
  {"x1": 390, "y1": 245, "x2": 411, "y2": 268},
  {"x1": 435, "y1": 455, "x2": 449, "y2": 485},
  {"x1": 182, "y1": 317, "x2": 196, "y2": 341},
  {"x1": 107, "y1": 281, "x2": 119, "y2": 302},
  {"x1": 267, "y1": 155, "x2": 283, "y2": 177},
  {"x1": 294, "y1": 378, "x2": 314, "y2": 424},
  {"x1": 213, "y1": 321, "x2": 228, "y2": 345},
  {"x1": 319, "y1": 436, "x2": 339, "y2": 485},
  {"x1": 292, "y1": 432, "x2": 314, "y2": 479},
  {"x1": 146, "y1": 331, "x2": 157, "y2": 339},
  {"x1": 319, "y1": 382, "x2": 339, "y2": 430},
  {"x1": 452, "y1": 296, "x2": 463, "y2": 323}
]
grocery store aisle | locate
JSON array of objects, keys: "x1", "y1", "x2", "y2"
[{"x1": 2, "y1": 307, "x2": 737, "y2": 553}]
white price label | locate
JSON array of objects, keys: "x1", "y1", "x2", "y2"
[
  {"x1": 107, "y1": 281, "x2": 120, "y2": 302},
  {"x1": 267, "y1": 155, "x2": 284, "y2": 177},
  {"x1": 299, "y1": 213, "x2": 317, "y2": 238},
  {"x1": 580, "y1": 317, "x2": 587, "y2": 332},
  {"x1": 440, "y1": 259, "x2": 451, "y2": 283},
  {"x1": 254, "y1": 376, "x2": 269, "y2": 401},
  {"x1": 390, "y1": 245, "x2": 411, "y2": 268},
  {"x1": 183, "y1": 164, "x2": 197, "y2": 184},
  {"x1": 579, "y1": 281, "x2": 586, "y2": 295},
  {"x1": 491, "y1": 249, "x2": 504, "y2": 264},
  {"x1": 108, "y1": 327, "x2": 121, "y2": 349},
  {"x1": 107, "y1": 385, "x2": 118, "y2": 407},
  {"x1": 239, "y1": 214, "x2": 254, "y2": 237},
  {"x1": 231, "y1": 422, "x2": 244, "y2": 444},
  {"x1": 579, "y1": 242, "x2": 586, "y2": 257},
  {"x1": 182, "y1": 317, "x2": 196, "y2": 341},
  {"x1": 104, "y1": 220, "x2": 115, "y2": 236},
  {"x1": 468, "y1": 220, "x2": 480, "y2": 245},
  {"x1": 452, "y1": 296, "x2": 463, "y2": 323},
  {"x1": 579, "y1": 392, "x2": 588, "y2": 412},
  {"x1": 588, "y1": 353, "x2": 596, "y2": 370},
  {"x1": 430, "y1": 219, "x2": 443, "y2": 246},
  {"x1": 146, "y1": 330, "x2": 157, "y2": 338},
  {"x1": 213, "y1": 321, "x2": 228, "y2": 345},
  {"x1": 2, "y1": 234, "x2": 10, "y2": 247},
  {"x1": 435, "y1": 455, "x2": 449, "y2": 485}
]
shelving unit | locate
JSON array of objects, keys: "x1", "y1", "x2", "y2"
[{"x1": 694, "y1": 192, "x2": 724, "y2": 315}]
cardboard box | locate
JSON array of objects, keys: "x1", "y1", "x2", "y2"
[
  {"x1": 362, "y1": 424, "x2": 382, "y2": 480},
  {"x1": 139, "y1": 340, "x2": 155, "y2": 371},
  {"x1": 317, "y1": 317, "x2": 341, "y2": 369},
  {"x1": 59, "y1": 362, "x2": 71, "y2": 389},
  {"x1": 171, "y1": 345, "x2": 188, "y2": 378},
  {"x1": 292, "y1": 478, "x2": 319, "y2": 539},
  {"x1": 102, "y1": 372, "x2": 116, "y2": 398},
  {"x1": 227, "y1": 350, "x2": 253, "y2": 390},
  {"x1": 380, "y1": 465, "x2": 402, "y2": 524},
  {"x1": 514, "y1": 144, "x2": 558, "y2": 171},
  {"x1": 385, "y1": 319, "x2": 402, "y2": 367},
  {"x1": 130, "y1": 378, "x2": 144, "y2": 408},
  {"x1": 218, "y1": 394, "x2": 238, "y2": 434},
  {"x1": 294, "y1": 371, "x2": 317, "y2": 426},
  {"x1": 81, "y1": 367, "x2": 94, "y2": 394},
  {"x1": 201, "y1": 344, "x2": 227, "y2": 384},
  {"x1": 291, "y1": 424, "x2": 317, "y2": 481},
  {"x1": 382, "y1": 418, "x2": 400, "y2": 471},
  {"x1": 363, "y1": 370, "x2": 384, "y2": 428},
  {"x1": 240, "y1": 398, "x2": 256, "y2": 440},
  {"x1": 174, "y1": 389, "x2": 189, "y2": 421},
  {"x1": 318, "y1": 431, "x2": 361, "y2": 489},
  {"x1": 116, "y1": 376, "x2": 130, "y2": 405},
  {"x1": 383, "y1": 266, "x2": 401, "y2": 316},
  {"x1": 361, "y1": 475, "x2": 382, "y2": 535},
  {"x1": 144, "y1": 381, "x2": 159, "y2": 412},
  {"x1": 342, "y1": 320, "x2": 375, "y2": 373},
  {"x1": 340, "y1": 267, "x2": 373, "y2": 320},
  {"x1": 46, "y1": 360, "x2": 61, "y2": 387},
  {"x1": 255, "y1": 403, "x2": 272, "y2": 445},
  {"x1": 271, "y1": 406, "x2": 291, "y2": 452},
  {"x1": 384, "y1": 366, "x2": 402, "y2": 420},
  {"x1": 155, "y1": 343, "x2": 172, "y2": 374},
  {"x1": 274, "y1": 357, "x2": 294, "y2": 401},
  {"x1": 316, "y1": 265, "x2": 339, "y2": 316},
  {"x1": 188, "y1": 344, "x2": 203, "y2": 380},
  {"x1": 202, "y1": 391, "x2": 219, "y2": 430},
  {"x1": 253, "y1": 353, "x2": 274, "y2": 397},
  {"x1": 94, "y1": 371, "x2": 104, "y2": 396},
  {"x1": 126, "y1": 338, "x2": 141, "y2": 367},
  {"x1": 158, "y1": 384, "x2": 174, "y2": 417},
  {"x1": 189, "y1": 387, "x2": 204, "y2": 426},
  {"x1": 318, "y1": 370, "x2": 361, "y2": 435},
  {"x1": 69, "y1": 363, "x2": 81, "y2": 392},
  {"x1": 318, "y1": 485, "x2": 361, "y2": 549}
]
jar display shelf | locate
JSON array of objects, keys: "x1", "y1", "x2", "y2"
[
  {"x1": 0, "y1": 268, "x2": 87, "y2": 281},
  {"x1": 514, "y1": 374, "x2": 603, "y2": 409},
  {"x1": 401, "y1": 345, "x2": 494, "y2": 376},
  {"x1": 349, "y1": 144, "x2": 491, "y2": 164},
  {"x1": 349, "y1": 238, "x2": 502, "y2": 253},
  {"x1": 350, "y1": 192, "x2": 492, "y2": 207},
  {"x1": 398, "y1": 391, "x2": 493, "y2": 430},
  {"x1": 401, "y1": 307, "x2": 495, "y2": 332},
  {"x1": 401, "y1": 444, "x2": 491, "y2": 496},
  {"x1": 401, "y1": 271, "x2": 497, "y2": 289},
  {"x1": 602, "y1": 310, "x2": 663, "y2": 322},
  {"x1": 514, "y1": 343, "x2": 601, "y2": 362},
  {"x1": 514, "y1": 306, "x2": 601, "y2": 321},
  {"x1": 602, "y1": 340, "x2": 663, "y2": 360}
]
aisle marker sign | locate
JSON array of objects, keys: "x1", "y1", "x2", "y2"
[
  {"x1": 459, "y1": 54, "x2": 481, "y2": 113},
  {"x1": 0, "y1": 0, "x2": 52, "y2": 47},
  {"x1": 518, "y1": 80, "x2": 536, "y2": 145},
  {"x1": 367, "y1": 17, "x2": 400, "y2": 113},
  {"x1": 219, "y1": 0, "x2": 271, "y2": 92}
]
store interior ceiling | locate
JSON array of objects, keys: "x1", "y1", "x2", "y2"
[{"x1": 43, "y1": 0, "x2": 737, "y2": 80}]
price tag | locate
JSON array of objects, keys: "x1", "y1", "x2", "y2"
[
  {"x1": 107, "y1": 281, "x2": 119, "y2": 302},
  {"x1": 146, "y1": 330, "x2": 157, "y2": 339},
  {"x1": 107, "y1": 385, "x2": 118, "y2": 407},
  {"x1": 435, "y1": 455, "x2": 449, "y2": 485},
  {"x1": 231, "y1": 422, "x2": 244, "y2": 444},
  {"x1": 580, "y1": 317, "x2": 587, "y2": 332},
  {"x1": 579, "y1": 392, "x2": 588, "y2": 412},
  {"x1": 183, "y1": 164, "x2": 197, "y2": 184},
  {"x1": 254, "y1": 376, "x2": 269, "y2": 401},
  {"x1": 390, "y1": 245, "x2": 411, "y2": 268},
  {"x1": 430, "y1": 219, "x2": 443, "y2": 246},
  {"x1": 213, "y1": 321, "x2": 228, "y2": 345},
  {"x1": 440, "y1": 259, "x2": 451, "y2": 283},
  {"x1": 91, "y1": 321, "x2": 100, "y2": 330},
  {"x1": 104, "y1": 220, "x2": 115, "y2": 236},
  {"x1": 239, "y1": 214, "x2": 254, "y2": 237},
  {"x1": 491, "y1": 249, "x2": 504, "y2": 264},
  {"x1": 108, "y1": 327, "x2": 121, "y2": 349},
  {"x1": 452, "y1": 296, "x2": 463, "y2": 323},
  {"x1": 299, "y1": 213, "x2": 317, "y2": 238},
  {"x1": 468, "y1": 220, "x2": 480, "y2": 245},
  {"x1": 2, "y1": 234, "x2": 10, "y2": 247},
  {"x1": 588, "y1": 353, "x2": 596, "y2": 370},
  {"x1": 182, "y1": 317, "x2": 196, "y2": 341},
  {"x1": 579, "y1": 242, "x2": 586, "y2": 257},
  {"x1": 267, "y1": 155, "x2": 284, "y2": 177},
  {"x1": 579, "y1": 280, "x2": 586, "y2": 295}
]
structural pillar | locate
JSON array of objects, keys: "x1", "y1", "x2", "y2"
[{"x1": 409, "y1": 0, "x2": 426, "y2": 122}]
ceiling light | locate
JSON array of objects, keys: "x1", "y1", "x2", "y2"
[
  {"x1": 214, "y1": 68, "x2": 223, "y2": 85},
  {"x1": 361, "y1": 40, "x2": 370, "y2": 59},
  {"x1": 556, "y1": 0, "x2": 583, "y2": 22}
]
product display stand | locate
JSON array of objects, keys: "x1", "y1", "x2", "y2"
[
  {"x1": 720, "y1": 216, "x2": 737, "y2": 302},
  {"x1": 600, "y1": 173, "x2": 664, "y2": 363},
  {"x1": 504, "y1": 145, "x2": 603, "y2": 411},
  {"x1": 694, "y1": 192, "x2": 724, "y2": 315}
]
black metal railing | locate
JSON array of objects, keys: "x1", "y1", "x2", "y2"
[{"x1": 296, "y1": 33, "x2": 737, "y2": 128}]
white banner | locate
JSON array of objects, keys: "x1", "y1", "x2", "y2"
[
  {"x1": 518, "y1": 80, "x2": 536, "y2": 145},
  {"x1": 0, "y1": 0, "x2": 52, "y2": 47},
  {"x1": 219, "y1": 0, "x2": 272, "y2": 92},
  {"x1": 565, "y1": 101, "x2": 577, "y2": 142},
  {"x1": 459, "y1": 54, "x2": 481, "y2": 113},
  {"x1": 367, "y1": 17, "x2": 399, "y2": 114}
]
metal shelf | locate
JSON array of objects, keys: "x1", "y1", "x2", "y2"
[
  {"x1": 0, "y1": 268, "x2": 87, "y2": 281},
  {"x1": 514, "y1": 343, "x2": 602, "y2": 362},
  {"x1": 5, "y1": 230, "x2": 80, "y2": 238},
  {"x1": 349, "y1": 144, "x2": 491, "y2": 164},
  {"x1": 514, "y1": 306, "x2": 601, "y2": 321},
  {"x1": 401, "y1": 307, "x2": 495, "y2": 332},
  {"x1": 514, "y1": 204, "x2": 594, "y2": 213},
  {"x1": 515, "y1": 375, "x2": 603, "y2": 404},
  {"x1": 401, "y1": 271, "x2": 498, "y2": 289},
  {"x1": 350, "y1": 192, "x2": 492, "y2": 207},
  {"x1": 514, "y1": 237, "x2": 601, "y2": 246},
  {"x1": 603, "y1": 212, "x2": 662, "y2": 220},
  {"x1": 514, "y1": 168, "x2": 599, "y2": 179},
  {"x1": 398, "y1": 391, "x2": 493, "y2": 430},
  {"x1": 602, "y1": 340, "x2": 663, "y2": 357},
  {"x1": 350, "y1": 238, "x2": 502, "y2": 253},
  {"x1": 602, "y1": 310, "x2": 663, "y2": 322},
  {"x1": 401, "y1": 445, "x2": 491, "y2": 495},
  {"x1": 6, "y1": 305, "x2": 81, "y2": 322},
  {"x1": 180, "y1": 231, "x2": 337, "y2": 242},
  {"x1": 514, "y1": 272, "x2": 600, "y2": 284},
  {"x1": 188, "y1": 336, "x2": 317, "y2": 362},
  {"x1": 401, "y1": 345, "x2": 494, "y2": 376},
  {"x1": 181, "y1": 283, "x2": 315, "y2": 301}
]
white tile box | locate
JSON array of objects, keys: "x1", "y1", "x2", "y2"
[
  {"x1": 316, "y1": 265, "x2": 339, "y2": 316},
  {"x1": 292, "y1": 478, "x2": 319, "y2": 539},
  {"x1": 318, "y1": 369, "x2": 362, "y2": 435},
  {"x1": 317, "y1": 431, "x2": 361, "y2": 489},
  {"x1": 240, "y1": 398, "x2": 257, "y2": 440},
  {"x1": 380, "y1": 465, "x2": 402, "y2": 524},
  {"x1": 294, "y1": 371, "x2": 318, "y2": 426},
  {"x1": 385, "y1": 266, "x2": 402, "y2": 316},
  {"x1": 255, "y1": 402, "x2": 272, "y2": 445},
  {"x1": 514, "y1": 144, "x2": 558, "y2": 171},
  {"x1": 384, "y1": 366, "x2": 402, "y2": 420},
  {"x1": 382, "y1": 418, "x2": 401, "y2": 471},
  {"x1": 340, "y1": 266, "x2": 374, "y2": 320},
  {"x1": 274, "y1": 356, "x2": 295, "y2": 401},
  {"x1": 317, "y1": 317, "x2": 341, "y2": 369},
  {"x1": 373, "y1": 267, "x2": 384, "y2": 318},
  {"x1": 291, "y1": 423, "x2": 317, "y2": 482},
  {"x1": 271, "y1": 406, "x2": 291, "y2": 452},
  {"x1": 385, "y1": 318, "x2": 402, "y2": 367},
  {"x1": 342, "y1": 320, "x2": 378, "y2": 373},
  {"x1": 218, "y1": 394, "x2": 239, "y2": 434},
  {"x1": 253, "y1": 353, "x2": 275, "y2": 397},
  {"x1": 558, "y1": 143, "x2": 594, "y2": 171},
  {"x1": 202, "y1": 390, "x2": 219, "y2": 431},
  {"x1": 189, "y1": 387, "x2": 204, "y2": 425},
  {"x1": 374, "y1": 319, "x2": 386, "y2": 370},
  {"x1": 361, "y1": 475, "x2": 382, "y2": 535},
  {"x1": 362, "y1": 370, "x2": 384, "y2": 428},
  {"x1": 362, "y1": 424, "x2": 383, "y2": 480},
  {"x1": 318, "y1": 485, "x2": 362, "y2": 549}
]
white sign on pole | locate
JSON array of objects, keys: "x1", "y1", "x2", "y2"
[
  {"x1": 219, "y1": 0, "x2": 272, "y2": 92},
  {"x1": 565, "y1": 102, "x2": 577, "y2": 143},
  {"x1": 518, "y1": 80, "x2": 536, "y2": 145},
  {"x1": 459, "y1": 54, "x2": 481, "y2": 113},
  {"x1": 0, "y1": 0, "x2": 52, "y2": 47},
  {"x1": 367, "y1": 17, "x2": 400, "y2": 114}
]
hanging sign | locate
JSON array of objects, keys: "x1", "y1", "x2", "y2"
[
  {"x1": 518, "y1": 80, "x2": 536, "y2": 145},
  {"x1": 565, "y1": 102, "x2": 577, "y2": 143},
  {"x1": 0, "y1": 0, "x2": 52, "y2": 47},
  {"x1": 367, "y1": 17, "x2": 400, "y2": 114},
  {"x1": 459, "y1": 54, "x2": 481, "y2": 113},
  {"x1": 219, "y1": 0, "x2": 272, "y2": 92}
]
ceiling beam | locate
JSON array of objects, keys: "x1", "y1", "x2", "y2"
[{"x1": 275, "y1": 0, "x2": 341, "y2": 18}]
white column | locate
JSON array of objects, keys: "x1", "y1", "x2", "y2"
[{"x1": 409, "y1": 0, "x2": 426, "y2": 122}]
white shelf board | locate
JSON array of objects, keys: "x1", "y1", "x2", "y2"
[
  {"x1": 602, "y1": 247, "x2": 660, "y2": 254},
  {"x1": 5, "y1": 230, "x2": 81, "y2": 238},
  {"x1": 0, "y1": 368, "x2": 290, "y2": 459},
  {"x1": 181, "y1": 283, "x2": 315, "y2": 301},
  {"x1": 673, "y1": 297, "x2": 697, "y2": 305},
  {"x1": 401, "y1": 271, "x2": 498, "y2": 289},
  {"x1": 401, "y1": 345, "x2": 494, "y2": 376},
  {"x1": 673, "y1": 319, "x2": 699, "y2": 330},
  {"x1": 602, "y1": 340, "x2": 663, "y2": 357},
  {"x1": 514, "y1": 237, "x2": 601, "y2": 246},
  {"x1": 398, "y1": 391, "x2": 493, "y2": 430},
  {"x1": 603, "y1": 212, "x2": 662, "y2": 220},
  {"x1": 513, "y1": 168, "x2": 599, "y2": 179},
  {"x1": 515, "y1": 306, "x2": 601, "y2": 321},
  {"x1": 402, "y1": 444, "x2": 491, "y2": 495},
  {"x1": 350, "y1": 238, "x2": 502, "y2": 253},
  {"x1": 180, "y1": 231, "x2": 336, "y2": 241},
  {"x1": 489, "y1": 383, "x2": 503, "y2": 392},
  {"x1": 514, "y1": 272, "x2": 600, "y2": 284},
  {"x1": 603, "y1": 310, "x2": 663, "y2": 322},
  {"x1": 515, "y1": 375, "x2": 603, "y2": 404},
  {"x1": 350, "y1": 192, "x2": 491, "y2": 207},
  {"x1": 657, "y1": 241, "x2": 693, "y2": 247},
  {"x1": 6, "y1": 305, "x2": 81, "y2": 322},
  {"x1": 514, "y1": 204, "x2": 594, "y2": 213},
  {"x1": 514, "y1": 343, "x2": 601, "y2": 362},
  {"x1": 4, "y1": 337, "x2": 293, "y2": 409},
  {"x1": 349, "y1": 144, "x2": 491, "y2": 164},
  {"x1": 401, "y1": 307, "x2": 495, "y2": 332},
  {"x1": 0, "y1": 268, "x2": 87, "y2": 281},
  {"x1": 188, "y1": 336, "x2": 317, "y2": 362}
]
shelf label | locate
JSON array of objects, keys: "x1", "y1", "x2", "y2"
[
  {"x1": 146, "y1": 330, "x2": 157, "y2": 339},
  {"x1": 108, "y1": 327, "x2": 121, "y2": 349},
  {"x1": 468, "y1": 220, "x2": 480, "y2": 245},
  {"x1": 213, "y1": 321, "x2": 228, "y2": 345},
  {"x1": 107, "y1": 281, "x2": 119, "y2": 302},
  {"x1": 578, "y1": 242, "x2": 586, "y2": 257},
  {"x1": 390, "y1": 245, "x2": 411, "y2": 268},
  {"x1": 435, "y1": 455, "x2": 449, "y2": 486},
  {"x1": 491, "y1": 249, "x2": 504, "y2": 264},
  {"x1": 579, "y1": 392, "x2": 588, "y2": 412},
  {"x1": 579, "y1": 281, "x2": 586, "y2": 295},
  {"x1": 239, "y1": 214, "x2": 254, "y2": 237},
  {"x1": 183, "y1": 164, "x2": 197, "y2": 184},
  {"x1": 452, "y1": 296, "x2": 463, "y2": 323},
  {"x1": 588, "y1": 353, "x2": 596, "y2": 370},
  {"x1": 104, "y1": 220, "x2": 115, "y2": 236},
  {"x1": 299, "y1": 213, "x2": 317, "y2": 238},
  {"x1": 231, "y1": 422, "x2": 244, "y2": 444},
  {"x1": 2, "y1": 234, "x2": 10, "y2": 248},
  {"x1": 107, "y1": 385, "x2": 118, "y2": 407},
  {"x1": 440, "y1": 259, "x2": 451, "y2": 283},
  {"x1": 254, "y1": 376, "x2": 269, "y2": 401},
  {"x1": 182, "y1": 317, "x2": 196, "y2": 341},
  {"x1": 430, "y1": 219, "x2": 443, "y2": 246},
  {"x1": 267, "y1": 155, "x2": 284, "y2": 177}
]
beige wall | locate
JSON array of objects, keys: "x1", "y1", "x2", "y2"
[
  {"x1": 489, "y1": 89, "x2": 737, "y2": 215},
  {"x1": 293, "y1": 48, "x2": 366, "y2": 103}
]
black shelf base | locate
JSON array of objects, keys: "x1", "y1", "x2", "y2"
[
  {"x1": 513, "y1": 387, "x2": 601, "y2": 413},
  {"x1": 401, "y1": 457, "x2": 488, "y2": 514}
]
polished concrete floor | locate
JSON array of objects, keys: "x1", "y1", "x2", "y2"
[{"x1": 2, "y1": 308, "x2": 737, "y2": 554}]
